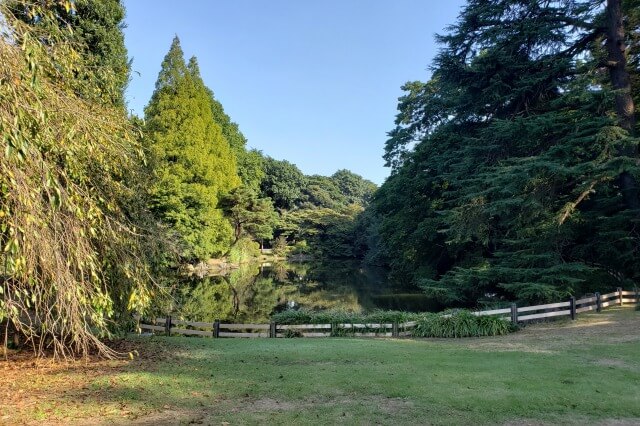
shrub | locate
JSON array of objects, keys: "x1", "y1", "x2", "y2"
[{"x1": 412, "y1": 310, "x2": 512, "y2": 338}]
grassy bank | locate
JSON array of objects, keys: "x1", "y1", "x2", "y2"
[{"x1": 1, "y1": 307, "x2": 639, "y2": 425}]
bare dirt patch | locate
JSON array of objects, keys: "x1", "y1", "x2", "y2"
[
  {"x1": 0, "y1": 338, "x2": 179, "y2": 425},
  {"x1": 593, "y1": 358, "x2": 637, "y2": 372}
]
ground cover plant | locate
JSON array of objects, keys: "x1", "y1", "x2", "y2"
[
  {"x1": 412, "y1": 310, "x2": 514, "y2": 338},
  {"x1": 1, "y1": 307, "x2": 638, "y2": 425}
]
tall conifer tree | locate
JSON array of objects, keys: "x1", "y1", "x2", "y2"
[
  {"x1": 372, "y1": 0, "x2": 640, "y2": 304},
  {"x1": 145, "y1": 37, "x2": 240, "y2": 261}
]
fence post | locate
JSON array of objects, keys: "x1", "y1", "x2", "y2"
[
  {"x1": 392, "y1": 322, "x2": 399, "y2": 338},
  {"x1": 165, "y1": 315, "x2": 172, "y2": 336},
  {"x1": 595, "y1": 292, "x2": 601, "y2": 312},
  {"x1": 213, "y1": 319, "x2": 220, "y2": 338},
  {"x1": 270, "y1": 322, "x2": 276, "y2": 338},
  {"x1": 510, "y1": 303, "x2": 518, "y2": 325},
  {"x1": 617, "y1": 287, "x2": 623, "y2": 306},
  {"x1": 569, "y1": 296, "x2": 576, "y2": 320}
]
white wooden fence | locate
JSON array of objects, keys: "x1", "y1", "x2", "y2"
[{"x1": 138, "y1": 288, "x2": 638, "y2": 338}]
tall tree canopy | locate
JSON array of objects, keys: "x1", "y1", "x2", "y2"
[
  {"x1": 144, "y1": 37, "x2": 240, "y2": 261},
  {"x1": 331, "y1": 169, "x2": 377, "y2": 206},
  {"x1": 10, "y1": 0, "x2": 130, "y2": 108},
  {"x1": 371, "y1": 0, "x2": 640, "y2": 305}
]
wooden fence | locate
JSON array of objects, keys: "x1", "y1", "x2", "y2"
[{"x1": 138, "y1": 287, "x2": 638, "y2": 339}]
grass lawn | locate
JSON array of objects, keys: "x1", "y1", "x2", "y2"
[{"x1": 1, "y1": 307, "x2": 639, "y2": 425}]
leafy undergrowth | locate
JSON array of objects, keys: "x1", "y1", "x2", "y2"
[
  {"x1": 1, "y1": 307, "x2": 639, "y2": 425},
  {"x1": 413, "y1": 310, "x2": 515, "y2": 337}
]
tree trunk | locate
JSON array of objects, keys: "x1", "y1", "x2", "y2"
[{"x1": 607, "y1": 0, "x2": 640, "y2": 210}]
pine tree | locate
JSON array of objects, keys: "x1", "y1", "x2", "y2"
[
  {"x1": 145, "y1": 37, "x2": 240, "y2": 261},
  {"x1": 372, "y1": 0, "x2": 640, "y2": 304},
  {"x1": 220, "y1": 187, "x2": 277, "y2": 245}
]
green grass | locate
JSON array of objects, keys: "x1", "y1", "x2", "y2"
[{"x1": 1, "y1": 307, "x2": 639, "y2": 425}]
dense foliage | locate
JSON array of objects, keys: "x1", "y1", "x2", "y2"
[
  {"x1": 144, "y1": 37, "x2": 240, "y2": 261},
  {"x1": 10, "y1": 0, "x2": 130, "y2": 107},
  {"x1": 259, "y1": 157, "x2": 308, "y2": 210},
  {"x1": 220, "y1": 187, "x2": 277, "y2": 245},
  {"x1": 270, "y1": 309, "x2": 419, "y2": 325},
  {"x1": 412, "y1": 311, "x2": 514, "y2": 338},
  {"x1": 0, "y1": 1, "x2": 154, "y2": 357},
  {"x1": 369, "y1": 0, "x2": 640, "y2": 305}
]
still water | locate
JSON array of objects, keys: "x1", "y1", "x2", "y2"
[{"x1": 173, "y1": 261, "x2": 440, "y2": 323}]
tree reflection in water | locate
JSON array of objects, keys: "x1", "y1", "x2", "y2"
[{"x1": 174, "y1": 261, "x2": 440, "y2": 323}]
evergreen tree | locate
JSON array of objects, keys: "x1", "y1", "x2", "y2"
[
  {"x1": 145, "y1": 37, "x2": 240, "y2": 261},
  {"x1": 371, "y1": 0, "x2": 640, "y2": 304}
]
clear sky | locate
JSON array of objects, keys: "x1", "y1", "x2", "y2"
[{"x1": 122, "y1": 1, "x2": 465, "y2": 185}]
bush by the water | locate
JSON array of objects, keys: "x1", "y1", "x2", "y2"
[
  {"x1": 413, "y1": 310, "x2": 514, "y2": 338},
  {"x1": 271, "y1": 309, "x2": 515, "y2": 338}
]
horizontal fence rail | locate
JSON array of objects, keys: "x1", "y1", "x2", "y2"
[{"x1": 138, "y1": 288, "x2": 638, "y2": 339}]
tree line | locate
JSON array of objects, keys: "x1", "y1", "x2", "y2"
[{"x1": 0, "y1": 0, "x2": 375, "y2": 356}]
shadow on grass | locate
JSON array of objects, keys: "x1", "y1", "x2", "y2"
[{"x1": 1, "y1": 307, "x2": 639, "y2": 425}]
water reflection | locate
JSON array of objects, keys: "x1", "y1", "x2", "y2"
[{"x1": 175, "y1": 261, "x2": 440, "y2": 323}]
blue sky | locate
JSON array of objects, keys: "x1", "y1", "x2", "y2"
[{"x1": 123, "y1": 1, "x2": 465, "y2": 185}]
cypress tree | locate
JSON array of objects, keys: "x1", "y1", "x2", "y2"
[{"x1": 145, "y1": 37, "x2": 240, "y2": 261}]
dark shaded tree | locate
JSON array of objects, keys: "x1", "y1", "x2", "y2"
[{"x1": 371, "y1": 0, "x2": 640, "y2": 304}]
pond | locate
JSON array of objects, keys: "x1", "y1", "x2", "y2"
[{"x1": 171, "y1": 260, "x2": 441, "y2": 323}]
